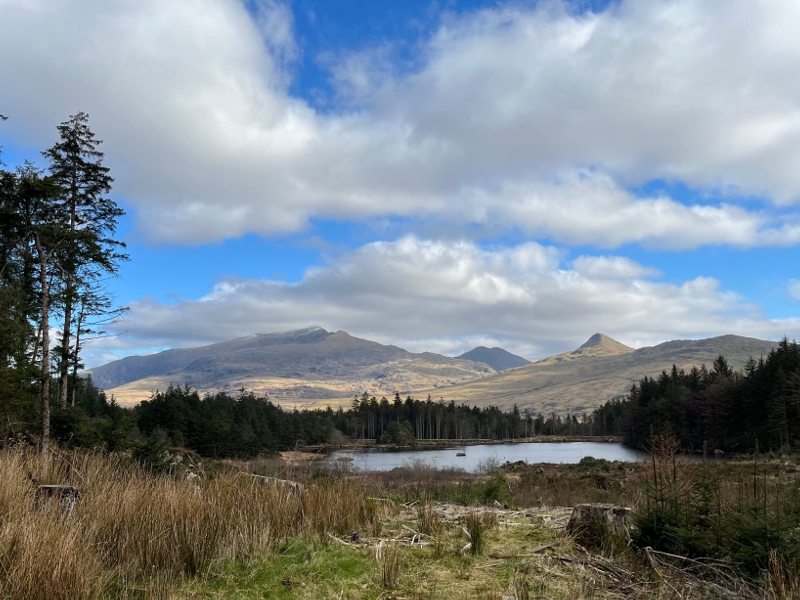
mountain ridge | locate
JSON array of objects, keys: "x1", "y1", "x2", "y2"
[
  {"x1": 87, "y1": 327, "x2": 496, "y2": 406},
  {"x1": 417, "y1": 333, "x2": 777, "y2": 414},
  {"x1": 88, "y1": 330, "x2": 779, "y2": 413}
]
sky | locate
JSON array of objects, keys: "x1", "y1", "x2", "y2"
[{"x1": 2, "y1": 0, "x2": 800, "y2": 368}]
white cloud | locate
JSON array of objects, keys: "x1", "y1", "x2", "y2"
[
  {"x1": 83, "y1": 237, "x2": 800, "y2": 367},
  {"x1": 1, "y1": 0, "x2": 800, "y2": 246},
  {"x1": 788, "y1": 280, "x2": 800, "y2": 301},
  {"x1": 572, "y1": 255, "x2": 659, "y2": 280}
]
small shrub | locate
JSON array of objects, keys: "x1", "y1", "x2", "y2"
[
  {"x1": 131, "y1": 433, "x2": 169, "y2": 474},
  {"x1": 481, "y1": 472, "x2": 510, "y2": 505}
]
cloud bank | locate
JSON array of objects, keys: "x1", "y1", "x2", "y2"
[
  {"x1": 84, "y1": 237, "x2": 799, "y2": 367},
  {"x1": 1, "y1": 0, "x2": 800, "y2": 246}
]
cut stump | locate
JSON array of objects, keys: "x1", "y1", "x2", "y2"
[
  {"x1": 35, "y1": 485, "x2": 81, "y2": 517},
  {"x1": 238, "y1": 473, "x2": 305, "y2": 496},
  {"x1": 566, "y1": 503, "x2": 632, "y2": 548}
]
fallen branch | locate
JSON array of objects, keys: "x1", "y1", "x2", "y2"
[{"x1": 327, "y1": 533, "x2": 357, "y2": 547}]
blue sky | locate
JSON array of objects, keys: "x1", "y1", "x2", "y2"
[{"x1": 2, "y1": 0, "x2": 800, "y2": 367}]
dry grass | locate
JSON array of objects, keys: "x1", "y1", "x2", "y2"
[
  {"x1": 2, "y1": 447, "x2": 798, "y2": 599},
  {"x1": 464, "y1": 509, "x2": 496, "y2": 555},
  {"x1": 382, "y1": 543, "x2": 402, "y2": 589},
  {"x1": 0, "y1": 447, "x2": 372, "y2": 597}
]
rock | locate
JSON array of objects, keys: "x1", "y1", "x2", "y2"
[
  {"x1": 566, "y1": 504, "x2": 632, "y2": 548},
  {"x1": 35, "y1": 484, "x2": 81, "y2": 517}
]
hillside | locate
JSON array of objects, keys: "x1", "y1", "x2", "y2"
[
  {"x1": 87, "y1": 327, "x2": 495, "y2": 406},
  {"x1": 89, "y1": 330, "x2": 780, "y2": 413},
  {"x1": 416, "y1": 334, "x2": 778, "y2": 414},
  {"x1": 456, "y1": 346, "x2": 530, "y2": 371}
]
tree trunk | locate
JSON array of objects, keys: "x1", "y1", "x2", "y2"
[
  {"x1": 35, "y1": 236, "x2": 51, "y2": 455},
  {"x1": 70, "y1": 299, "x2": 84, "y2": 406},
  {"x1": 59, "y1": 191, "x2": 77, "y2": 405},
  {"x1": 59, "y1": 272, "x2": 72, "y2": 404}
]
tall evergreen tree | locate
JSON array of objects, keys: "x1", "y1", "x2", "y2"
[
  {"x1": 43, "y1": 113, "x2": 127, "y2": 406},
  {"x1": 15, "y1": 164, "x2": 67, "y2": 452}
]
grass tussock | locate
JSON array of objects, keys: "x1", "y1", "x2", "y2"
[
  {"x1": 382, "y1": 543, "x2": 401, "y2": 589},
  {"x1": 464, "y1": 509, "x2": 496, "y2": 555}
]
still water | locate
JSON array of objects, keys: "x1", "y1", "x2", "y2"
[{"x1": 324, "y1": 442, "x2": 647, "y2": 473}]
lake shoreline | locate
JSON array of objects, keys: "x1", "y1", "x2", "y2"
[{"x1": 301, "y1": 435, "x2": 623, "y2": 453}]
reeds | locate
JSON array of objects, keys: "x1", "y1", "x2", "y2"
[{"x1": 0, "y1": 447, "x2": 372, "y2": 596}]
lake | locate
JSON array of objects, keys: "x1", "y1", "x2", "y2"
[{"x1": 324, "y1": 441, "x2": 648, "y2": 473}]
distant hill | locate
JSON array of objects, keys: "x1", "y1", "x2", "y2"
[
  {"x1": 457, "y1": 346, "x2": 530, "y2": 371},
  {"x1": 86, "y1": 327, "x2": 495, "y2": 406},
  {"x1": 417, "y1": 334, "x2": 778, "y2": 415}
]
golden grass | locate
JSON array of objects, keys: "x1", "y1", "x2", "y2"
[
  {"x1": 0, "y1": 447, "x2": 372, "y2": 597},
  {"x1": 2, "y1": 447, "x2": 797, "y2": 599}
]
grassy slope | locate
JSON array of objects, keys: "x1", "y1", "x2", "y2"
[{"x1": 414, "y1": 334, "x2": 778, "y2": 414}]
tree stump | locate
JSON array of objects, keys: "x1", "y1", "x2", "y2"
[
  {"x1": 35, "y1": 484, "x2": 82, "y2": 517},
  {"x1": 566, "y1": 504, "x2": 632, "y2": 548},
  {"x1": 238, "y1": 473, "x2": 305, "y2": 496}
]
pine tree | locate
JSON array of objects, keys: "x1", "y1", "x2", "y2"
[
  {"x1": 43, "y1": 113, "x2": 127, "y2": 406},
  {"x1": 15, "y1": 164, "x2": 67, "y2": 453}
]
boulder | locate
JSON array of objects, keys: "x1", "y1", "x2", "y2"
[{"x1": 566, "y1": 503, "x2": 632, "y2": 548}]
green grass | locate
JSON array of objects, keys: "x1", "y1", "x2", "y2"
[
  {"x1": 177, "y1": 510, "x2": 572, "y2": 599},
  {"x1": 182, "y1": 539, "x2": 375, "y2": 599}
]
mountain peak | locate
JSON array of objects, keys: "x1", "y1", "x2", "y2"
[
  {"x1": 457, "y1": 346, "x2": 530, "y2": 371},
  {"x1": 533, "y1": 333, "x2": 633, "y2": 366},
  {"x1": 579, "y1": 333, "x2": 612, "y2": 349},
  {"x1": 274, "y1": 325, "x2": 328, "y2": 336}
]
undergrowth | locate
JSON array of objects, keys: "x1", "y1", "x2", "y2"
[{"x1": 635, "y1": 434, "x2": 800, "y2": 580}]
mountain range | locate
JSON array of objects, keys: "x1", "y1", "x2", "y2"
[
  {"x1": 87, "y1": 328, "x2": 778, "y2": 413},
  {"x1": 88, "y1": 327, "x2": 503, "y2": 406}
]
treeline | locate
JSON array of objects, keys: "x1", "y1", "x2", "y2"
[
  {"x1": 592, "y1": 339, "x2": 800, "y2": 452},
  {"x1": 5, "y1": 374, "x2": 607, "y2": 458},
  {"x1": 133, "y1": 387, "x2": 601, "y2": 458},
  {"x1": 1, "y1": 113, "x2": 127, "y2": 453}
]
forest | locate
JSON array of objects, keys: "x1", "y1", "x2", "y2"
[{"x1": 592, "y1": 339, "x2": 800, "y2": 452}]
